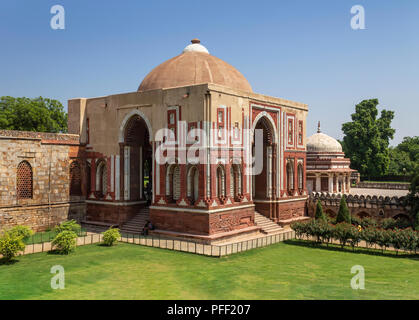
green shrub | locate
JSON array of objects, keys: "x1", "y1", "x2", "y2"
[
  {"x1": 52, "y1": 231, "x2": 77, "y2": 254},
  {"x1": 315, "y1": 201, "x2": 326, "y2": 222},
  {"x1": 350, "y1": 215, "x2": 361, "y2": 227},
  {"x1": 332, "y1": 223, "x2": 352, "y2": 248},
  {"x1": 360, "y1": 217, "x2": 377, "y2": 229},
  {"x1": 54, "y1": 220, "x2": 81, "y2": 235},
  {"x1": 347, "y1": 225, "x2": 362, "y2": 250},
  {"x1": 380, "y1": 218, "x2": 396, "y2": 230},
  {"x1": 102, "y1": 228, "x2": 121, "y2": 246},
  {"x1": 291, "y1": 222, "x2": 305, "y2": 239},
  {"x1": 394, "y1": 218, "x2": 412, "y2": 230},
  {"x1": 361, "y1": 227, "x2": 378, "y2": 248},
  {"x1": 0, "y1": 232, "x2": 25, "y2": 262},
  {"x1": 8, "y1": 225, "x2": 33, "y2": 241},
  {"x1": 376, "y1": 229, "x2": 392, "y2": 252},
  {"x1": 336, "y1": 196, "x2": 351, "y2": 224}
]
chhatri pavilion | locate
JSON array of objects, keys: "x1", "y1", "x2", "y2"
[{"x1": 306, "y1": 122, "x2": 355, "y2": 194}]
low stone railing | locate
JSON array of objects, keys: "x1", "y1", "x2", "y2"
[
  {"x1": 355, "y1": 182, "x2": 410, "y2": 190},
  {"x1": 11, "y1": 230, "x2": 296, "y2": 259}
]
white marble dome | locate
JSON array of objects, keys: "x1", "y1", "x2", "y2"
[{"x1": 307, "y1": 125, "x2": 343, "y2": 153}]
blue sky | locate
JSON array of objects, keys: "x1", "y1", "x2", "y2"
[{"x1": 0, "y1": 0, "x2": 418, "y2": 145}]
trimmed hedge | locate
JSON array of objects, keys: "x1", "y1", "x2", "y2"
[{"x1": 291, "y1": 219, "x2": 419, "y2": 254}]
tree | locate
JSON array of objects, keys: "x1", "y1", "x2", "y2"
[
  {"x1": 315, "y1": 200, "x2": 326, "y2": 221},
  {"x1": 405, "y1": 166, "x2": 419, "y2": 228},
  {"x1": 342, "y1": 99, "x2": 395, "y2": 178},
  {"x1": 388, "y1": 136, "x2": 419, "y2": 176},
  {"x1": 0, "y1": 96, "x2": 67, "y2": 133},
  {"x1": 336, "y1": 196, "x2": 351, "y2": 224}
]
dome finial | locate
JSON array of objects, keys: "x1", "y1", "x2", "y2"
[
  {"x1": 317, "y1": 121, "x2": 321, "y2": 133},
  {"x1": 183, "y1": 39, "x2": 209, "y2": 54}
]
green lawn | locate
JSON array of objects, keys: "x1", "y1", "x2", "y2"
[
  {"x1": 0, "y1": 241, "x2": 418, "y2": 300},
  {"x1": 24, "y1": 229, "x2": 87, "y2": 245}
]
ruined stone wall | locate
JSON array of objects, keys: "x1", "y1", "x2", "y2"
[
  {"x1": 308, "y1": 192, "x2": 410, "y2": 220},
  {"x1": 0, "y1": 131, "x2": 86, "y2": 232}
]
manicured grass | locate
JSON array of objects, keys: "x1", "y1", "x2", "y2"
[
  {"x1": 0, "y1": 241, "x2": 418, "y2": 300},
  {"x1": 24, "y1": 229, "x2": 87, "y2": 245}
]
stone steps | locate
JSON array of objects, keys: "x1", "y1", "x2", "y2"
[
  {"x1": 254, "y1": 212, "x2": 283, "y2": 235},
  {"x1": 120, "y1": 208, "x2": 150, "y2": 234}
]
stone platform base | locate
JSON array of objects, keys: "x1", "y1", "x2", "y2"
[
  {"x1": 278, "y1": 216, "x2": 311, "y2": 227},
  {"x1": 150, "y1": 225, "x2": 262, "y2": 245}
]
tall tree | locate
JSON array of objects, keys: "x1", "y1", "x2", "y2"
[
  {"x1": 342, "y1": 99, "x2": 395, "y2": 177},
  {"x1": 315, "y1": 200, "x2": 326, "y2": 221},
  {"x1": 0, "y1": 96, "x2": 67, "y2": 133},
  {"x1": 336, "y1": 196, "x2": 351, "y2": 224}
]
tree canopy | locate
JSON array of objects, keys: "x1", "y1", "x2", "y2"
[
  {"x1": 388, "y1": 136, "x2": 419, "y2": 176},
  {"x1": 341, "y1": 99, "x2": 395, "y2": 177},
  {"x1": 0, "y1": 96, "x2": 67, "y2": 133}
]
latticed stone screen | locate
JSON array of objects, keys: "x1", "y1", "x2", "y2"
[
  {"x1": 17, "y1": 161, "x2": 33, "y2": 199},
  {"x1": 172, "y1": 166, "x2": 180, "y2": 200},
  {"x1": 70, "y1": 161, "x2": 82, "y2": 196}
]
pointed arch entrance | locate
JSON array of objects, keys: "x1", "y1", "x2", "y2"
[
  {"x1": 252, "y1": 115, "x2": 277, "y2": 219},
  {"x1": 122, "y1": 114, "x2": 152, "y2": 203}
]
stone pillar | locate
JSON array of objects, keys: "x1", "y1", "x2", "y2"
[
  {"x1": 267, "y1": 146, "x2": 273, "y2": 198},
  {"x1": 328, "y1": 173, "x2": 334, "y2": 193},
  {"x1": 124, "y1": 145, "x2": 130, "y2": 200},
  {"x1": 90, "y1": 159, "x2": 96, "y2": 198},
  {"x1": 333, "y1": 175, "x2": 337, "y2": 193},
  {"x1": 315, "y1": 174, "x2": 321, "y2": 192},
  {"x1": 343, "y1": 174, "x2": 347, "y2": 193},
  {"x1": 139, "y1": 146, "x2": 143, "y2": 199}
]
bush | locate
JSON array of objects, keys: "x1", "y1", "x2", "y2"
[
  {"x1": 394, "y1": 218, "x2": 412, "y2": 230},
  {"x1": 291, "y1": 222, "x2": 305, "y2": 239},
  {"x1": 361, "y1": 227, "x2": 378, "y2": 248},
  {"x1": 350, "y1": 215, "x2": 361, "y2": 227},
  {"x1": 336, "y1": 196, "x2": 351, "y2": 224},
  {"x1": 8, "y1": 225, "x2": 33, "y2": 241},
  {"x1": 52, "y1": 231, "x2": 77, "y2": 254},
  {"x1": 360, "y1": 217, "x2": 377, "y2": 229},
  {"x1": 380, "y1": 218, "x2": 396, "y2": 230},
  {"x1": 315, "y1": 201, "x2": 326, "y2": 222},
  {"x1": 347, "y1": 225, "x2": 362, "y2": 250},
  {"x1": 332, "y1": 223, "x2": 353, "y2": 248},
  {"x1": 0, "y1": 232, "x2": 25, "y2": 262},
  {"x1": 54, "y1": 220, "x2": 81, "y2": 235},
  {"x1": 102, "y1": 228, "x2": 120, "y2": 246},
  {"x1": 376, "y1": 229, "x2": 392, "y2": 252}
]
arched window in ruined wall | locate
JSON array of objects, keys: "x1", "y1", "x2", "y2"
[{"x1": 17, "y1": 161, "x2": 33, "y2": 199}]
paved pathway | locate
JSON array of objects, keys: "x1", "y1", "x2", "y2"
[{"x1": 350, "y1": 188, "x2": 408, "y2": 197}]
